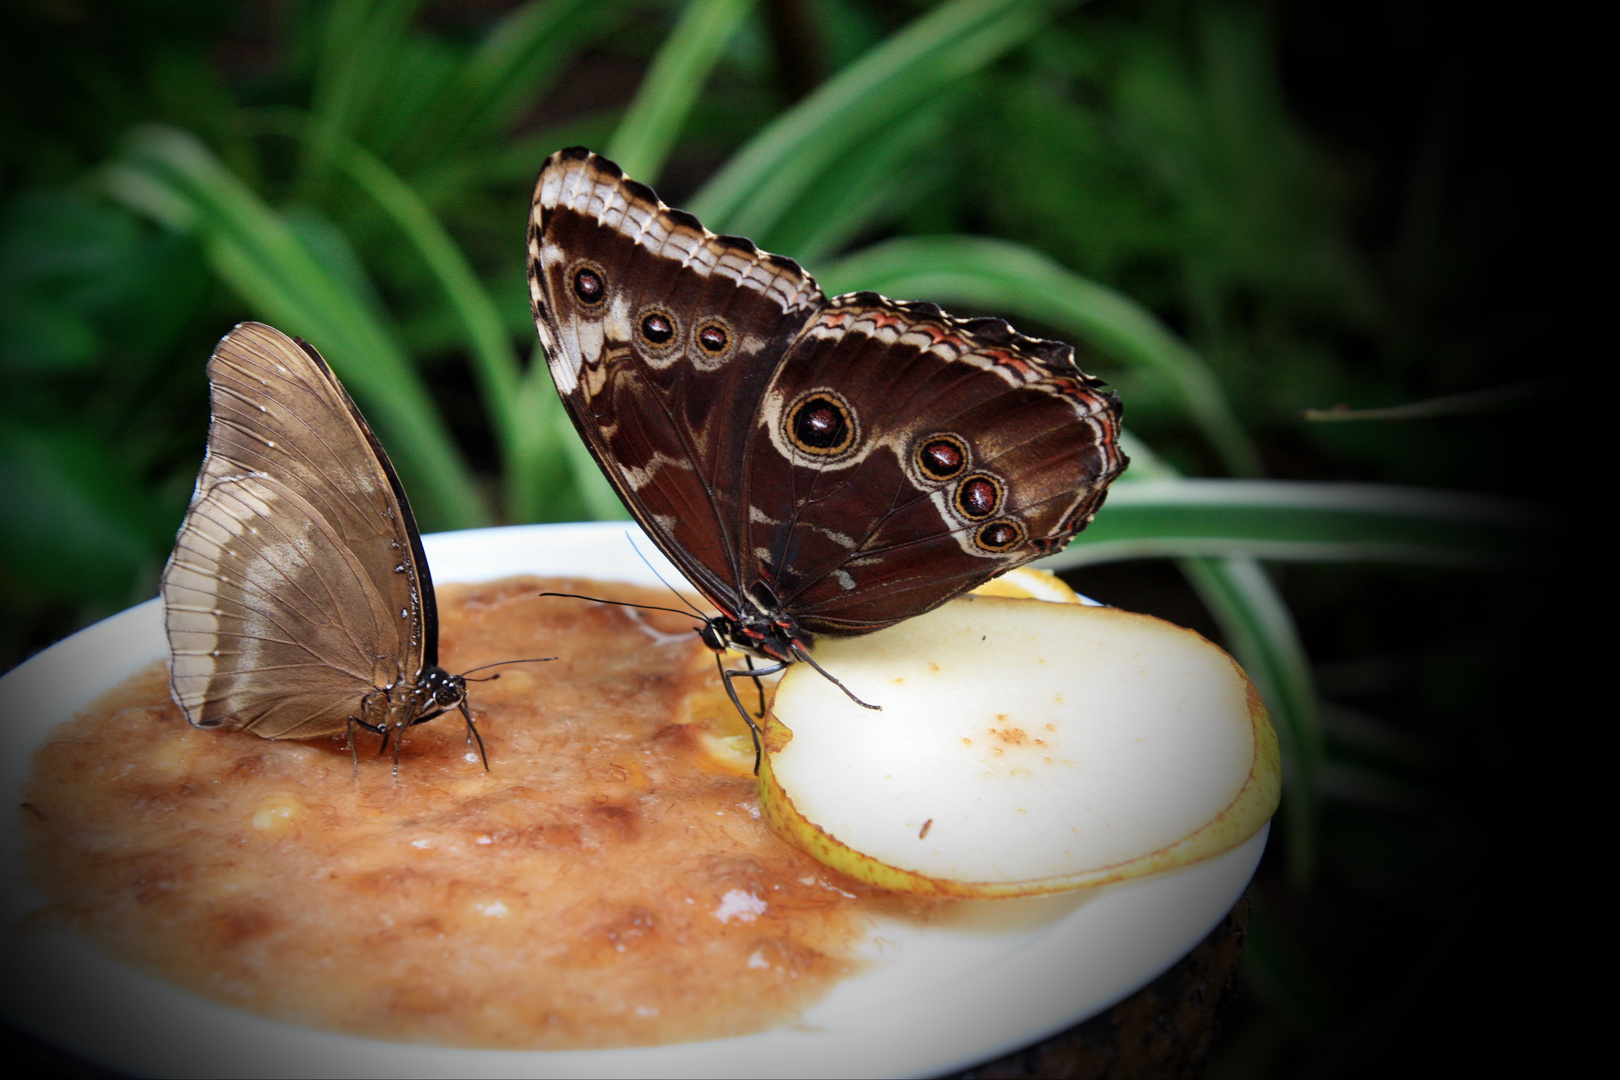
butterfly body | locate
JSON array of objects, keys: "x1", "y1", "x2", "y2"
[
  {"x1": 162, "y1": 322, "x2": 479, "y2": 761},
  {"x1": 527, "y1": 148, "x2": 1127, "y2": 681}
]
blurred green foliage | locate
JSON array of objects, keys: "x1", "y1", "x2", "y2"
[{"x1": 0, "y1": 0, "x2": 1557, "y2": 1074}]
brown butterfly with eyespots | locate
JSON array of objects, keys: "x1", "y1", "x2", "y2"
[{"x1": 527, "y1": 148, "x2": 1126, "y2": 759}]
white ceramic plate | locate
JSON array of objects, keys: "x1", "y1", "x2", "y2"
[{"x1": 0, "y1": 522, "x2": 1264, "y2": 1078}]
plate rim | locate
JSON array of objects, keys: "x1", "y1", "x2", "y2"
[{"x1": 0, "y1": 520, "x2": 1264, "y2": 1078}]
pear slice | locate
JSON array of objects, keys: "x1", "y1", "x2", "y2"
[
  {"x1": 966, "y1": 564, "x2": 1083, "y2": 603},
  {"x1": 758, "y1": 595, "x2": 1279, "y2": 897}
]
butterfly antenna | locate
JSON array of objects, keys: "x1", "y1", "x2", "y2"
[
  {"x1": 791, "y1": 641, "x2": 880, "y2": 711},
  {"x1": 459, "y1": 656, "x2": 556, "y2": 677},
  {"x1": 626, "y1": 531, "x2": 708, "y2": 619},
  {"x1": 539, "y1": 592, "x2": 704, "y2": 624}
]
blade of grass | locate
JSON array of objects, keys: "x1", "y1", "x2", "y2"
[
  {"x1": 516, "y1": 343, "x2": 594, "y2": 523},
  {"x1": 326, "y1": 138, "x2": 552, "y2": 519},
  {"x1": 1042, "y1": 478, "x2": 1551, "y2": 568},
  {"x1": 1180, "y1": 554, "x2": 1321, "y2": 885},
  {"x1": 760, "y1": 92, "x2": 960, "y2": 262},
  {"x1": 102, "y1": 125, "x2": 489, "y2": 530},
  {"x1": 301, "y1": 0, "x2": 424, "y2": 193},
  {"x1": 457, "y1": 0, "x2": 633, "y2": 142},
  {"x1": 398, "y1": 0, "x2": 634, "y2": 184},
  {"x1": 296, "y1": 123, "x2": 624, "y2": 524},
  {"x1": 819, "y1": 234, "x2": 1262, "y2": 476},
  {"x1": 1302, "y1": 380, "x2": 1551, "y2": 422},
  {"x1": 605, "y1": 0, "x2": 757, "y2": 185},
  {"x1": 689, "y1": 0, "x2": 1073, "y2": 237},
  {"x1": 504, "y1": 0, "x2": 757, "y2": 520}
]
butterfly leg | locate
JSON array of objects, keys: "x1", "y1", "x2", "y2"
[
  {"x1": 716, "y1": 655, "x2": 761, "y2": 771},
  {"x1": 717, "y1": 655, "x2": 790, "y2": 774},
  {"x1": 345, "y1": 718, "x2": 365, "y2": 779},
  {"x1": 349, "y1": 691, "x2": 396, "y2": 774},
  {"x1": 458, "y1": 700, "x2": 489, "y2": 770},
  {"x1": 369, "y1": 720, "x2": 407, "y2": 775},
  {"x1": 743, "y1": 654, "x2": 769, "y2": 718},
  {"x1": 347, "y1": 716, "x2": 416, "y2": 778},
  {"x1": 372, "y1": 713, "x2": 416, "y2": 775},
  {"x1": 790, "y1": 641, "x2": 880, "y2": 712},
  {"x1": 390, "y1": 722, "x2": 408, "y2": 774},
  {"x1": 386, "y1": 704, "x2": 452, "y2": 776},
  {"x1": 372, "y1": 719, "x2": 397, "y2": 760}
]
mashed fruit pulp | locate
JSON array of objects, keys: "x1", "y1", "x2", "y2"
[{"x1": 19, "y1": 577, "x2": 898, "y2": 1049}]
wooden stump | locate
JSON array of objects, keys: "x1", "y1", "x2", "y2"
[{"x1": 951, "y1": 896, "x2": 1249, "y2": 1079}]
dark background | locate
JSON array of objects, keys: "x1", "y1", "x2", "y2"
[{"x1": 2, "y1": 1, "x2": 1568, "y2": 1074}]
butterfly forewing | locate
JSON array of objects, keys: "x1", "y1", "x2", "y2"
[
  {"x1": 163, "y1": 322, "x2": 429, "y2": 738},
  {"x1": 529, "y1": 148, "x2": 824, "y2": 614}
]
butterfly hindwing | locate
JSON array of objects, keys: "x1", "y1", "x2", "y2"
[
  {"x1": 745, "y1": 296, "x2": 1126, "y2": 633},
  {"x1": 165, "y1": 473, "x2": 398, "y2": 737}
]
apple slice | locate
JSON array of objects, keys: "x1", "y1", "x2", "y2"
[{"x1": 758, "y1": 594, "x2": 1279, "y2": 897}]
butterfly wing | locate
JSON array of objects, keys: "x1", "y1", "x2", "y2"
[
  {"x1": 162, "y1": 322, "x2": 432, "y2": 738},
  {"x1": 743, "y1": 295, "x2": 1127, "y2": 634},
  {"x1": 527, "y1": 147, "x2": 825, "y2": 618},
  {"x1": 528, "y1": 148, "x2": 1127, "y2": 640}
]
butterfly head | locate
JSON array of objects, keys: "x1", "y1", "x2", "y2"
[
  {"x1": 693, "y1": 577, "x2": 814, "y2": 666},
  {"x1": 417, "y1": 665, "x2": 469, "y2": 713}
]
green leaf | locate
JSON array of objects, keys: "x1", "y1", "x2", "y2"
[
  {"x1": 457, "y1": 0, "x2": 636, "y2": 144},
  {"x1": 819, "y1": 234, "x2": 1262, "y2": 476},
  {"x1": 326, "y1": 142, "x2": 529, "y2": 500},
  {"x1": 301, "y1": 0, "x2": 425, "y2": 193},
  {"x1": 690, "y1": 0, "x2": 1073, "y2": 237},
  {"x1": 393, "y1": 0, "x2": 636, "y2": 182},
  {"x1": 511, "y1": 355, "x2": 593, "y2": 524},
  {"x1": 1179, "y1": 554, "x2": 1322, "y2": 886},
  {"x1": 606, "y1": 0, "x2": 758, "y2": 185},
  {"x1": 1043, "y1": 479, "x2": 1552, "y2": 568},
  {"x1": 326, "y1": 134, "x2": 623, "y2": 524},
  {"x1": 102, "y1": 125, "x2": 489, "y2": 531},
  {"x1": 0, "y1": 422, "x2": 172, "y2": 604},
  {"x1": 757, "y1": 92, "x2": 961, "y2": 263}
]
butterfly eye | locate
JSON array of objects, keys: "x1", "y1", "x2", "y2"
[
  {"x1": 697, "y1": 322, "x2": 729, "y2": 354},
  {"x1": 788, "y1": 392, "x2": 856, "y2": 455},
  {"x1": 573, "y1": 267, "x2": 605, "y2": 305},
  {"x1": 917, "y1": 435, "x2": 968, "y2": 480},
  {"x1": 640, "y1": 311, "x2": 676, "y2": 345},
  {"x1": 976, "y1": 519, "x2": 1026, "y2": 552},
  {"x1": 954, "y1": 474, "x2": 1003, "y2": 519}
]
